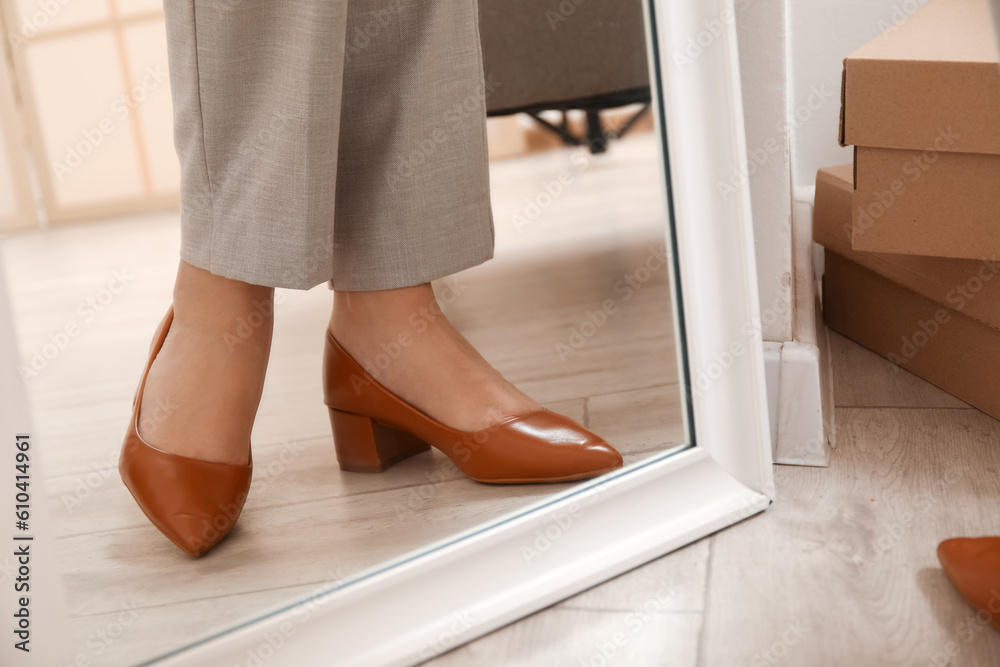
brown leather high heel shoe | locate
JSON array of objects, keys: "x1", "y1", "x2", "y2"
[
  {"x1": 938, "y1": 537, "x2": 1000, "y2": 632},
  {"x1": 118, "y1": 308, "x2": 253, "y2": 557},
  {"x1": 322, "y1": 329, "x2": 624, "y2": 483}
]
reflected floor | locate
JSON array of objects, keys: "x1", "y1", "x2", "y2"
[{"x1": 4, "y1": 131, "x2": 683, "y2": 666}]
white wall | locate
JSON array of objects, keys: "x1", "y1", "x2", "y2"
[
  {"x1": 736, "y1": 0, "x2": 793, "y2": 343},
  {"x1": 735, "y1": 0, "x2": 933, "y2": 345},
  {"x1": 732, "y1": 0, "x2": 934, "y2": 463},
  {"x1": 787, "y1": 0, "x2": 931, "y2": 191}
]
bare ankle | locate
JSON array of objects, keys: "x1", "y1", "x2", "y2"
[
  {"x1": 330, "y1": 283, "x2": 439, "y2": 341},
  {"x1": 173, "y1": 260, "x2": 275, "y2": 336},
  {"x1": 332, "y1": 283, "x2": 433, "y2": 317}
]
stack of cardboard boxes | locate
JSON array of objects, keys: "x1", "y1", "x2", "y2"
[{"x1": 816, "y1": 0, "x2": 1000, "y2": 416}]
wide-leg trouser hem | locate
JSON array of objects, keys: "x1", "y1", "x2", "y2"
[
  {"x1": 177, "y1": 235, "x2": 494, "y2": 292},
  {"x1": 165, "y1": 0, "x2": 496, "y2": 291}
]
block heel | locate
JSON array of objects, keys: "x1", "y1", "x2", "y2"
[{"x1": 328, "y1": 408, "x2": 431, "y2": 473}]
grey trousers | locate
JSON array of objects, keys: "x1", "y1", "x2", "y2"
[{"x1": 164, "y1": 0, "x2": 495, "y2": 291}]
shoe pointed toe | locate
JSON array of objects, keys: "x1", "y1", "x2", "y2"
[
  {"x1": 937, "y1": 537, "x2": 969, "y2": 572},
  {"x1": 937, "y1": 536, "x2": 1000, "y2": 631},
  {"x1": 158, "y1": 512, "x2": 236, "y2": 557},
  {"x1": 575, "y1": 439, "x2": 625, "y2": 474},
  {"x1": 938, "y1": 536, "x2": 1000, "y2": 577},
  {"x1": 459, "y1": 410, "x2": 625, "y2": 483},
  {"x1": 527, "y1": 419, "x2": 624, "y2": 480},
  {"x1": 120, "y1": 441, "x2": 252, "y2": 557}
]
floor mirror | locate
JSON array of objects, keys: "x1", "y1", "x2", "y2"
[{"x1": 0, "y1": 0, "x2": 773, "y2": 664}]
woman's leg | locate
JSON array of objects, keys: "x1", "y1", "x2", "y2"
[
  {"x1": 329, "y1": 0, "x2": 541, "y2": 430},
  {"x1": 121, "y1": 1, "x2": 355, "y2": 556},
  {"x1": 141, "y1": 0, "x2": 351, "y2": 465},
  {"x1": 137, "y1": 260, "x2": 272, "y2": 465}
]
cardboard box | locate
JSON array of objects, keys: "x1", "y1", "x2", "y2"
[
  {"x1": 838, "y1": 0, "x2": 1000, "y2": 258},
  {"x1": 814, "y1": 164, "x2": 1000, "y2": 328},
  {"x1": 822, "y1": 249, "x2": 1000, "y2": 419},
  {"x1": 840, "y1": 0, "x2": 1000, "y2": 153},
  {"x1": 853, "y1": 143, "x2": 1000, "y2": 259}
]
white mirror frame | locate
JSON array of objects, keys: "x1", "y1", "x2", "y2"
[{"x1": 0, "y1": 0, "x2": 773, "y2": 665}]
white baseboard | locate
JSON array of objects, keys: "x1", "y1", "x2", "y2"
[
  {"x1": 758, "y1": 185, "x2": 838, "y2": 467},
  {"x1": 763, "y1": 281, "x2": 836, "y2": 467}
]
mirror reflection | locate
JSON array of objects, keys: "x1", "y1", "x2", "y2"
[{"x1": 0, "y1": 0, "x2": 686, "y2": 663}]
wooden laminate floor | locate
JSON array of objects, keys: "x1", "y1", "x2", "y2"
[
  {"x1": 423, "y1": 333, "x2": 1000, "y2": 666},
  {"x1": 10, "y1": 126, "x2": 997, "y2": 666},
  {"x1": 3, "y1": 133, "x2": 684, "y2": 666}
]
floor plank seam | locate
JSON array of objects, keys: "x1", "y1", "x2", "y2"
[
  {"x1": 834, "y1": 405, "x2": 977, "y2": 411},
  {"x1": 69, "y1": 579, "x2": 358, "y2": 618},
  {"x1": 694, "y1": 534, "x2": 715, "y2": 667},
  {"x1": 583, "y1": 380, "x2": 680, "y2": 400},
  {"x1": 557, "y1": 605, "x2": 703, "y2": 615}
]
